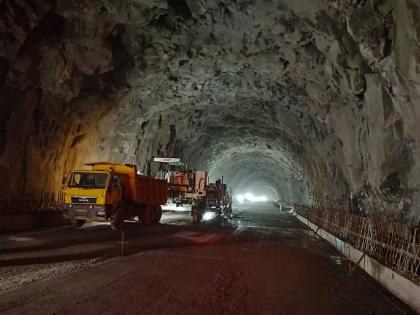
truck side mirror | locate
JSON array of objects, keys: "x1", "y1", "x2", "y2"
[{"x1": 62, "y1": 176, "x2": 67, "y2": 185}]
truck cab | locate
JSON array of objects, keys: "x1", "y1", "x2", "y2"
[
  {"x1": 63, "y1": 169, "x2": 123, "y2": 223},
  {"x1": 63, "y1": 162, "x2": 168, "y2": 228}
]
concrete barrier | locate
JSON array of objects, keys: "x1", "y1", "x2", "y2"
[
  {"x1": 295, "y1": 213, "x2": 420, "y2": 314},
  {"x1": 0, "y1": 212, "x2": 69, "y2": 233}
]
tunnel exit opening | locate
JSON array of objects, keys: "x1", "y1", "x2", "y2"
[{"x1": 234, "y1": 185, "x2": 280, "y2": 204}]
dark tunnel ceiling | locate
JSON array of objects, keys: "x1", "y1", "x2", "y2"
[{"x1": 1, "y1": 0, "x2": 420, "y2": 218}]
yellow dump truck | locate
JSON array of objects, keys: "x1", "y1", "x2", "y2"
[{"x1": 63, "y1": 162, "x2": 168, "y2": 229}]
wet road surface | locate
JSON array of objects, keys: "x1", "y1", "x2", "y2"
[{"x1": 0, "y1": 202, "x2": 415, "y2": 314}]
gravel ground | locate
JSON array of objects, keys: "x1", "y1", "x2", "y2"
[{"x1": 0, "y1": 257, "x2": 114, "y2": 293}]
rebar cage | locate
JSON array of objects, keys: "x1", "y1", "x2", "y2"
[{"x1": 295, "y1": 205, "x2": 420, "y2": 284}]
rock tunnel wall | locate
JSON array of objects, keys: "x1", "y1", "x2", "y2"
[{"x1": 0, "y1": 0, "x2": 420, "y2": 220}]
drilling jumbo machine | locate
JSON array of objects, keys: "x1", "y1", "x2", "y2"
[
  {"x1": 173, "y1": 174, "x2": 232, "y2": 223},
  {"x1": 195, "y1": 178, "x2": 233, "y2": 222},
  {"x1": 154, "y1": 158, "x2": 232, "y2": 223},
  {"x1": 168, "y1": 169, "x2": 207, "y2": 207},
  {"x1": 63, "y1": 162, "x2": 168, "y2": 230},
  {"x1": 154, "y1": 158, "x2": 207, "y2": 212}
]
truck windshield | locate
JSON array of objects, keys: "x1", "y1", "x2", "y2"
[{"x1": 68, "y1": 172, "x2": 108, "y2": 189}]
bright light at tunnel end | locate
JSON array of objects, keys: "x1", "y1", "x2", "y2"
[{"x1": 236, "y1": 193, "x2": 268, "y2": 203}]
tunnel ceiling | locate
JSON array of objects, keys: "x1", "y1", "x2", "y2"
[{"x1": 1, "y1": 0, "x2": 420, "y2": 218}]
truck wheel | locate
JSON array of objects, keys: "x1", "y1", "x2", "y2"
[
  {"x1": 140, "y1": 206, "x2": 154, "y2": 225},
  {"x1": 153, "y1": 206, "x2": 162, "y2": 223}
]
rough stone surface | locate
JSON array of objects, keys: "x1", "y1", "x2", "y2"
[{"x1": 1, "y1": 0, "x2": 420, "y2": 220}]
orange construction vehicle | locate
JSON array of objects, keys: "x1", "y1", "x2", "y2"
[
  {"x1": 63, "y1": 162, "x2": 167, "y2": 229},
  {"x1": 153, "y1": 158, "x2": 232, "y2": 223},
  {"x1": 168, "y1": 169, "x2": 207, "y2": 206},
  {"x1": 154, "y1": 158, "x2": 207, "y2": 210},
  {"x1": 192, "y1": 178, "x2": 233, "y2": 223}
]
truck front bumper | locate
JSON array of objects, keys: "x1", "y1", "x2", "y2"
[{"x1": 63, "y1": 204, "x2": 108, "y2": 222}]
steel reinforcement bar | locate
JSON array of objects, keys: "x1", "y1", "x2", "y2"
[{"x1": 294, "y1": 205, "x2": 420, "y2": 285}]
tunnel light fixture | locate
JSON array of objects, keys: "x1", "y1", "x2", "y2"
[{"x1": 236, "y1": 193, "x2": 268, "y2": 203}]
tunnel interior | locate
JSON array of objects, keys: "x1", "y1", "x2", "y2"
[{"x1": 1, "y1": 0, "x2": 420, "y2": 221}]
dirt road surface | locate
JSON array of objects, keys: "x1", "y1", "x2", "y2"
[{"x1": 0, "y1": 203, "x2": 415, "y2": 314}]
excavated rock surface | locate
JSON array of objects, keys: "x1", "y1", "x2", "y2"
[{"x1": 1, "y1": 0, "x2": 420, "y2": 220}]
